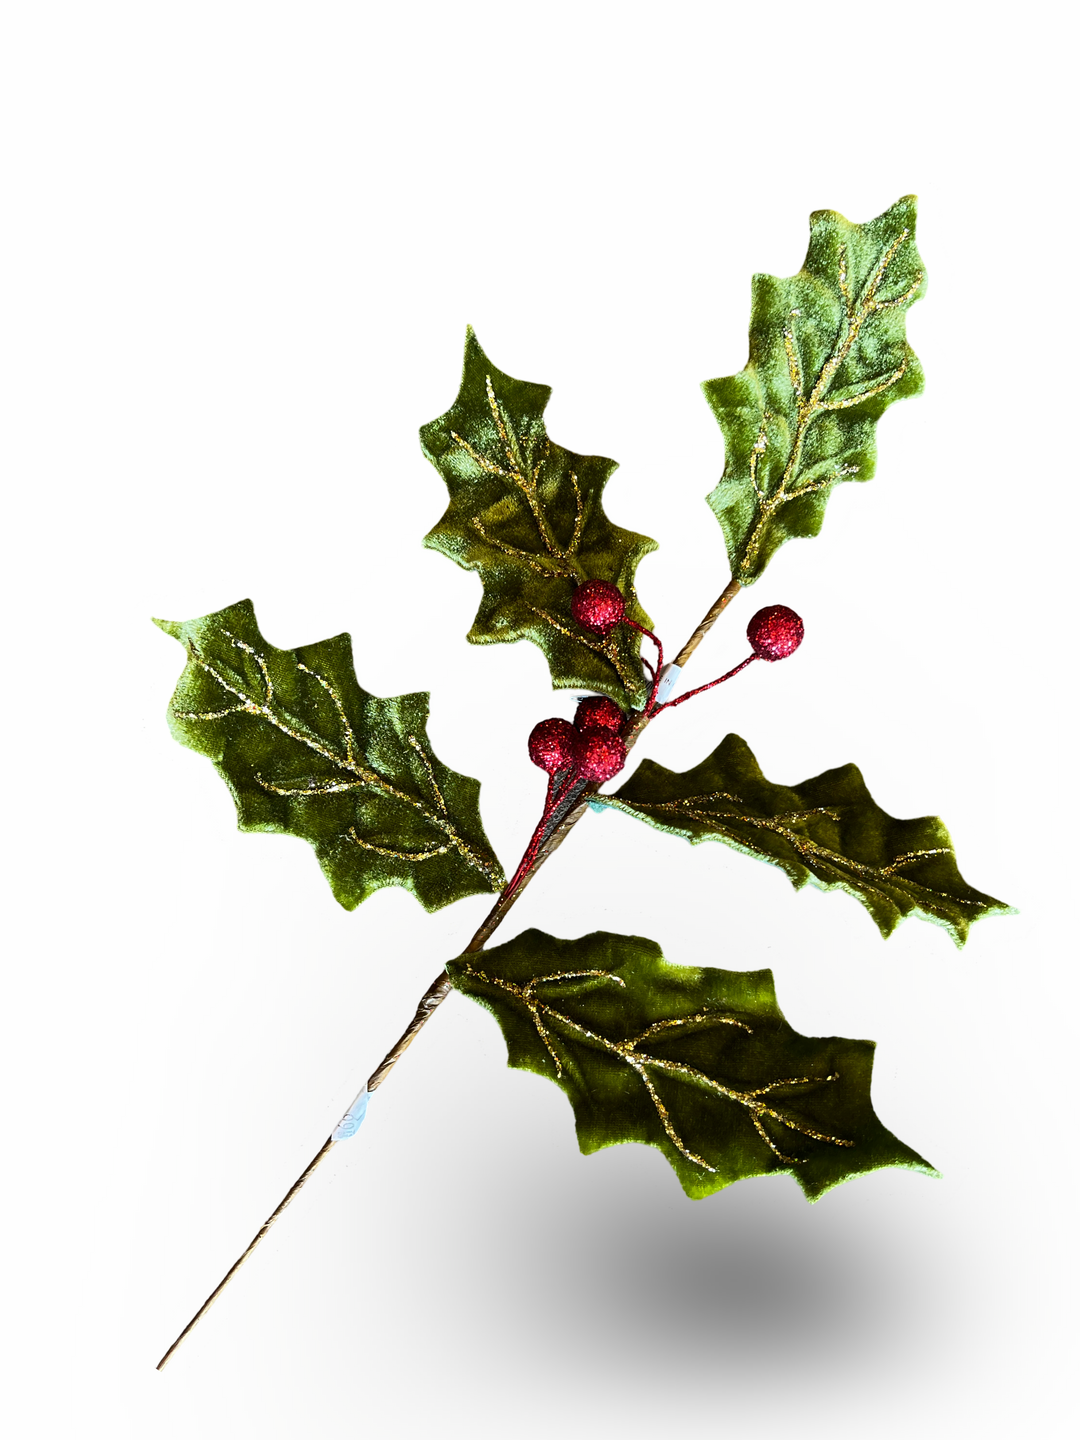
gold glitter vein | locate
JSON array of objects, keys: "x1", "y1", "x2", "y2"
[
  {"x1": 878, "y1": 848, "x2": 950, "y2": 876},
  {"x1": 347, "y1": 828, "x2": 450, "y2": 863},
  {"x1": 450, "y1": 430, "x2": 506, "y2": 478},
  {"x1": 568, "y1": 471, "x2": 585, "y2": 553},
  {"x1": 255, "y1": 775, "x2": 368, "y2": 797},
  {"x1": 597, "y1": 791, "x2": 984, "y2": 916},
  {"x1": 528, "y1": 605, "x2": 642, "y2": 693},
  {"x1": 462, "y1": 964, "x2": 851, "y2": 1170},
  {"x1": 297, "y1": 661, "x2": 357, "y2": 766},
  {"x1": 174, "y1": 704, "x2": 244, "y2": 721},
  {"x1": 470, "y1": 517, "x2": 578, "y2": 580},
  {"x1": 225, "y1": 631, "x2": 274, "y2": 706},
  {"x1": 486, "y1": 374, "x2": 518, "y2": 472},
  {"x1": 629, "y1": 1010, "x2": 753, "y2": 1045},
  {"x1": 819, "y1": 361, "x2": 908, "y2": 412},
  {"x1": 483, "y1": 375, "x2": 567, "y2": 564},
  {"x1": 872, "y1": 272, "x2": 924, "y2": 310},
  {"x1": 740, "y1": 225, "x2": 917, "y2": 574},
  {"x1": 450, "y1": 375, "x2": 590, "y2": 578},
  {"x1": 175, "y1": 635, "x2": 500, "y2": 883},
  {"x1": 445, "y1": 371, "x2": 652, "y2": 695},
  {"x1": 408, "y1": 734, "x2": 447, "y2": 815}
]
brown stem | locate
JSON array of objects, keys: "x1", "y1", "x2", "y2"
[
  {"x1": 155, "y1": 783, "x2": 599, "y2": 1371},
  {"x1": 156, "y1": 575, "x2": 742, "y2": 1369},
  {"x1": 671, "y1": 577, "x2": 741, "y2": 669},
  {"x1": 155, "y1": 1135, "x2": 335, "y2": 1370},
  {"x1": 365, "y1": 969, "x2": 456, "y2": 1092}
]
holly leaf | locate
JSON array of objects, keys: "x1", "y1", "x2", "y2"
[
  {"x1": 449, "y1": 930, "x2": 933, "y2": 1200},
  {"x1": 602, "y1": 734, "x2": 1009, "y2": 946},
  {"x1": 704, "y1": 196, "x2": 926, "y2": 583},
  {"x1": 420, "y1": 329, "x2": 657, "y2": 708},
  {"x1": 156, "y1": 599, "x2": 505, "y2": 911}
]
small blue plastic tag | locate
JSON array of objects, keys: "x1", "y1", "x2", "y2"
[
  {"x1": 655, "y1": 663, "x2": 682, "y2": 705},
  {"x1": 331, "y1": 1086, "x2": 369, "y2": 1141}
]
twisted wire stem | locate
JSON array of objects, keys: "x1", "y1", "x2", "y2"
[{"x1": 672, "y1": 577, "x2": 742, "y2": 669}]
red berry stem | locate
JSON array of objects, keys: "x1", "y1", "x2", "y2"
[
  {"x1": 500, "y1": 813, "x2": 552, "y2": 904},
  {"x1": 654, "y1": 652, "x2": 758, "y2": 711},
  {"x1": 623, "y1": 618, "x2": 664, "y2": 715},
  {"x1": 502, "y1": 768, "x2": 583, "y2": 904}
]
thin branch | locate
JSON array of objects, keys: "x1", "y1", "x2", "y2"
[
  {"x1": 155, "y1": 1136, "x2": 335, "y2": 1371},
  {"x1": 156, "y1": 569, "x2": 746, "y2": 1368},
  {"x1": 671, "y1": 577, "x2": 742, "y2": 669}
]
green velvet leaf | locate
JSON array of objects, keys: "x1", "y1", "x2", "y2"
[
  {"x1": 704, "y1": 196, "x2": 926, "y2": 583},
  {"x1": 156, "y1": 599, "x2": 505, "y2": 911},
  {"x1": 420, "y1": 329, "x2": 657, "y2": 708},
  {"x1": 604, "y1": 734, "x2": 1009, "y2": 946},
  {"x1": 449, "y1": 930, "x2": 933, "y2": 1200}
]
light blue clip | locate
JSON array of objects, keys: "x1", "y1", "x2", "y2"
[
  {"x1": 331, "y1": 1086, "x2": 369, "y2": 1141},
  {"x1": 655, "y1": 663, "x2": 682, "y2": 705},
  {"x1": 588, "y1": 799, "x2": 608, "y2": 814}
]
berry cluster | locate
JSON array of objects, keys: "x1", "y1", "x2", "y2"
[
  {"x1": 529, "y1": 693, "x2": 627, "y2": 787},
  {"x1": 530, "y1": 580, "x2": 804, "y2": 783},
  {"x1": 510, "y1": 581, "x2": 804, "y2": 904}
]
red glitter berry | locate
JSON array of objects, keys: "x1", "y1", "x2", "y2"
[
  {"x1": 570, "y1": 580, "x2": 626, "y2": 636},
  {"x1": 528, "y1": 718, "x2": 577, "y2": 774},
  {"x1": 573, "y1": 730, "x2": 627, "y2": 784},
  {"x1": 747, "y1": 605, "x2": 804, "y2": 661},
  {"x1": 574, "y1": 695, "x2": 624, "y2": 735}
]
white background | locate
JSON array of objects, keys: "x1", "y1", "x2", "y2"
[{"x1": 2, "y1": 4, "x2": 1074, "y2": 1437}]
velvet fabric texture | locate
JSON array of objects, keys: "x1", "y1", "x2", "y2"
[
  {"x1": 606, "y1": 733, "x2": 1008, "y2": 946},
  {"x1": 704, "y1": 196, "x2": 926, "y2": 583},
  {"x1": 450, "y1": 929, "x2": 935, "y2": 1201},
  {"x1": 158, "y1": 599, "x2": 504, "y2": 911},
  {"x1": 421, "y1": 329, "x2": 656, "y2": 708}
]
